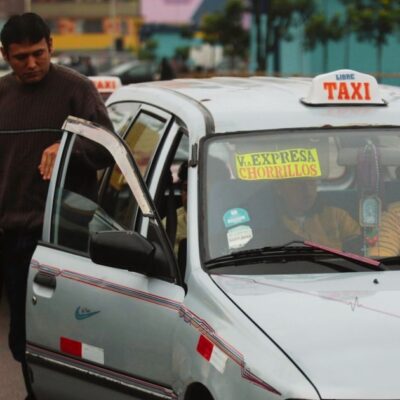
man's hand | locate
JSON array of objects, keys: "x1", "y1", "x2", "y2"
[{"x1": 38, "y1": 143, "x2": 60, "y2": 180}]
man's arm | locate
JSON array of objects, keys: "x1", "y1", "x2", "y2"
[
  {"x1": 38, "y1": 76, "x2": 114, "y2": 180},
  {"x1": 38, "y1": 142, "x2": 60, "y2": 180}
]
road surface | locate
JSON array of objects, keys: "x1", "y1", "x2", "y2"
[{"x1": 0, "y1": 291, "x2": 27, "y2": 399}]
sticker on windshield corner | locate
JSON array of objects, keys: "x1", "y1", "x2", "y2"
[
  {"x1": 223, "y1": 208, "x2": 250, "y2": 228},
  {"x1": 227, "y1": 225, "x2": 253, "y2": 249},
  {"x1": 235, "y1": 148, "x2": 322, "y2": 181}
]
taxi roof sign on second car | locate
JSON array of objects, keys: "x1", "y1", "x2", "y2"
[
  {"x1": 89, "y1": 76, "x2": 122, "y2": 100},
  {"x1": 301, "y1": 69, "x2": 386, "y2": 106}
]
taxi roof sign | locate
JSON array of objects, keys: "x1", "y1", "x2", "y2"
[
  {"x1": 89, "y1": 76, "x2": 122, "y2": 93},
  {"x1": 301, "y1": 69, "x2": 386, "y2": 106}
]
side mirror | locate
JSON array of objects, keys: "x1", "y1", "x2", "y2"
[{"x1": 89, "y1": 231, "x2": 164, "y2": 276}]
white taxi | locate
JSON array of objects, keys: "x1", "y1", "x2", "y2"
[{"x1": 26, "y1": 70, "x2": 400, "y2": 400}]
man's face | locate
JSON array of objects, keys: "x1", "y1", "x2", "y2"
[
  {"x1": 277, "y1": 179, "x2": 318, "y2": 216},
  {"x1": 1, "y1": 38, "x2": 52, "y2": 84}
]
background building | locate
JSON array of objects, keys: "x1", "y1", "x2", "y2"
[
  {"x1": 140, "y1": 0, "x2": 226, "y2": 67},
  {"x1": 249, "y1": 0, "x2": 400, "y2": 84},
  {"x1": 31, "y1": 0, "x2": 142, "y2": 52},
  {"x1": 0, "y1": 0, "x2": 24, "y2": 18},
  {"x1": 141, "y1": 0, "x2": 202, "y2": 25}
]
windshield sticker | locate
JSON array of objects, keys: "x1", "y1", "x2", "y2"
[
  {"x1": 227, "y1": 225, "x2": 253, "y2": 249},
  {"x1": 360, "y1": 195, "x2": 381, "y2": 227},
  {"x1": 235, "y1": 148, "x2": 322, "y2": 180},
  {"x1": 223, "y1": 208, "x2": 250, "y2": 228}
]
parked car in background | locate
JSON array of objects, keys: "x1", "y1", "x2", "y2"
[
  {"x1": 103, "y1": 60, "x2": 159, "y2": 84},
  {"x1": 55, "y1": 51, "x2": 134, "y2": 76}
]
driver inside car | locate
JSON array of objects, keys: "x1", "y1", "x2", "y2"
[{"x1": 274, "y1": 178, "x2": 361, "y2": 250}]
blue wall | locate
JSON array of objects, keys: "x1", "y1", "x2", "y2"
[
  {"x1": 250, "y1": 0, "x2": 400, "y2": 85},
  {"x1": 151, "y1": 32, "x2": 201, "y2": 61}
]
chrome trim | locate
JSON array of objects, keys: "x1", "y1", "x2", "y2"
[
  {"x1": 27, "y1": 347, "x2": 177, "y2": 400},
  {"x1": 42, "y1": 132, "x2": 69, "y2": 242}
]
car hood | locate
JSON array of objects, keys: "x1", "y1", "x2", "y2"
[{"x1": 212, "y1": 271, "x2": 400, "y2": 399}]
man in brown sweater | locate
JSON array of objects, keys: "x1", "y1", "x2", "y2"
[{"x1": 0, "y1": 13, "x2": 113, "y2": 400}]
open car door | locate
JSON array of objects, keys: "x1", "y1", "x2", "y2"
[{"x1": 25, "y1": 116, "x2": 184, "y2": 400}]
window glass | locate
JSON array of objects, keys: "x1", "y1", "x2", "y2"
[
  {"x1": 124, "y1": 112, "x2": 166, "y2": 177},
  {"x1": 156, "y1": 134, "x2": 189, "y2": 257},
  {"x1": 100, "y1": 162, "x2": 137, "y2": 230},
  {"x1": 107, "y1": 102, "x2": 140, "y2": 136},
  {"x1": 203, "y1": 128, "x2": 400, "y2": 268},
  {"x1": 50, "y1": 136, "x2": 137, "y2": 255}
]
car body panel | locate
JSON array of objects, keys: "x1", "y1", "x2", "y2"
[
  {"x1": 213, "y1": 272, "x2": 400, "y2": 399},
  {"x1": 108, "y1": 76, "x2": 400, "y2": 139},
  {"x1": 172, "y1": 270, "x2": 320, "y2": 400},
  {"x1": 26, "y1": 117, "x2": 184, "y2": 399},
  {"x1": 25, "y1": 70, "x2": 400, "y2": 399}
]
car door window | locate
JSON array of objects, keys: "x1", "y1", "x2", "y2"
[
  {"x1": 107, "y1": 102, "x2": 140, "y2": 136},
  {"x1": 125, "y1": 111, "x2": 166, "y2": 177},
  {"x1": 50, "y1": 136, "x2": 137, "y2": 255},
  {"x1": 98, "y1": 112, "x2": 169, "y2": 229}
]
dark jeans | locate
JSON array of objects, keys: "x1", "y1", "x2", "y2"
[{"x1": 0, "y1": 230, "x2": 39, "y2": 399}]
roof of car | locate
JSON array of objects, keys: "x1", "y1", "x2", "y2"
[{"x1": 107, "y1": 72, "x2": 400, "y2": 140}]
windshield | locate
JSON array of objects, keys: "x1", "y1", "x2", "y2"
[{"x1": 202, "y1": 128, "x2": 400, "y2": 267}]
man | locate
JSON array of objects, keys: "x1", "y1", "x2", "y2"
[
  {"x1": 275, "y1": 178, "x2": 361, "y2": 250},
  {"x1": 0, "y1": 13, "x2": 113, "y2": 400}
]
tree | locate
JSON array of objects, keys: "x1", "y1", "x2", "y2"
[
  {"x1": 138, "y1": 39, "x2": 158, "y2": 61},
  {"x1": 341, "y1": 0, "x2": 400, "y2": 77},
  {"x1": 252, "y1": 0, "x2": 266, "y2": 72},
  {"x1": 304, "y1": 12, "x2": 344, "y2": 72},
  {"x1": 264, "y1": 0, "x2": 316, "y2": 74},
  {"x1": 200, "y1": 0, "x2": 249, "y2": 68}
]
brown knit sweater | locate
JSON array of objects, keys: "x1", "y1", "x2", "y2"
[{"x1": 0, "y1": 64, "x2": 113, "y2": 233}]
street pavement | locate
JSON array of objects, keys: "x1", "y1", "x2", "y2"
[{"x1": 0, "y1": 293, "x2": 27, "y2": 399}]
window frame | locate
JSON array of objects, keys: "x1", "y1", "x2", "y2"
[{"x1": 42, "y1": 116, "x2": 180, "y2": 284}]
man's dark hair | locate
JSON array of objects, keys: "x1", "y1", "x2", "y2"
[{"x1": 1, "y1": 13, "x2": 51, "y2": 54}]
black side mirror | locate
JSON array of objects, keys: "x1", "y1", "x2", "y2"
[{"x1": 89, "y1": 231, "x2": 157, "y2": 275}]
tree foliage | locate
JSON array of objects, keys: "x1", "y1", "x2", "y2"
[
  {"x1": 252, "y1": 0, "x2": 316, "y2": 72},
  {"x1": 340, "y1": 0, "x2": 400, "y2": 73},
  {"x1": 138, "y1": 39, "x2": 158, "y2": 61},
  {"x1": 342, "y1": 0, "x2": 400, "y2": 47},
  {"x1": 200, "y1": 0, "x2": 249, "y2": 60},
  {"x1": 304, "y1": 12, "x2": 344, "y2": 70}
]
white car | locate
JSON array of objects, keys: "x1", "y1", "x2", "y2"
[{"x1": 26, "y1": 70, "x2": 400, "y2": 400}]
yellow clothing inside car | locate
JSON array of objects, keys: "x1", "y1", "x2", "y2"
[
  {"x1": 175, "y1": 207, "x2": 187, "y2": 254},
  {"x1": 368, "y1": 202, "x2": 400, "y2": 257},
  {"x1": 162, "y1": 207, "x2": 187, "y2": 255},
  {"x1": 282, "y1": 206, "x2": 361, "y2": 249}
]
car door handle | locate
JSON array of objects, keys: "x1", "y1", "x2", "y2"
[{"x1": 34, "y1": 271, "x2": 57, "y2": 289}]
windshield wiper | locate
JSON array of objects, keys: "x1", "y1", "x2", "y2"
[
  {"x1": 376, "y1": 255, "x2": 400, "y2": 266},
  {"x1": 302, "y1": 240, "x2": 385, "y2": 271},
  {"x1": 206, "y1": 240, "x2": 385, "y2": 271}
]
